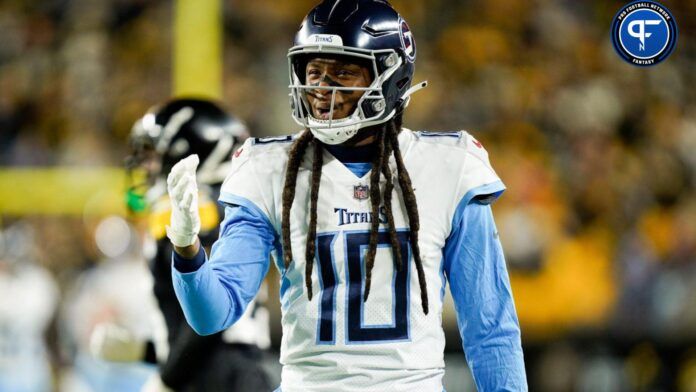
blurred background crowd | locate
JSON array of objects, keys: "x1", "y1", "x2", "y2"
[{"x1": 0, "y1": 0, "x2": 694, "y2": 391}]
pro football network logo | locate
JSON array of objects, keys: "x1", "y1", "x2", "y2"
[
  {"x1": 611, "y1": 1, "x2": 677, "y2": 66},
  {"x1": 398, "y1": 18, "x2": 416, "y2": 63}
]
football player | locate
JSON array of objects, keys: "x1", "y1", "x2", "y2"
[
  {"x1": 121, "y1": 98, "x2": 272, "y2": 391},
  {"x1": 167, "y1": 1, "x2": 527, "y2": 391},
  {"x1": 0, "y1": 223, "x2": 58, "y2": 392}
]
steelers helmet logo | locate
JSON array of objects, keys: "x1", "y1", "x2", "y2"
[{"x1": 399, "y1": 18, "x2": 416, "y2": 63}]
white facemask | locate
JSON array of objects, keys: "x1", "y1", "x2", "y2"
[{"x1": 288, "y1": 47, "x2": 427, "y2": 144}]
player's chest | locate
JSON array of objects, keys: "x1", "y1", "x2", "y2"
[{"x1": 283, "y1": 161, "x2": 456, "y2": 248}]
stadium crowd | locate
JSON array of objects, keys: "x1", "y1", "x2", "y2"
[{"x1": 0, "y1": 0, "x2": 694, "y2": 390}]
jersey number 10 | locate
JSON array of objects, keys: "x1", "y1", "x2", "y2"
[{"x1": 315, "y1": 230, "x2": 411, "y2": 345}]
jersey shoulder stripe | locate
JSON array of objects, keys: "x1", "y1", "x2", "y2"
[
  {"x1": 224, "y1": 132, "x2": 299, "y2": 179},
  {"x1": 416, "y1": 130, "x2": 462, "y2": 138},
  {"x1": 219, "y1": 132, "x2": 301, "y2": 232},
  {"x1": 412, "y1": 129, "x2": 480, "y2": 151},
  {"x1": 253, "y1": 135, "x2": 295, "y2": 145},
  {"x1": 411, "y1": 129, "x2": 492, "y2": 166}
]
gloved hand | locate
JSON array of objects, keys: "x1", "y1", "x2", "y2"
[
  {"x1": 141, "y1": 374, "x2": 174, "y2": 392},
  {"x1": 166, "y1": 154, "x2": 201, "y2": 248},
  {"x1": 89, "y1": 323, "x2": 146, "y2": 362}
]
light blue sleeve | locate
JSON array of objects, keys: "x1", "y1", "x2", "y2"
[
  {"x1": 443, "y1": 185, "x2": 528, "y2": 391},
  {"x1": 171, "y1": 199, "x2": 277, "y2": 336}
]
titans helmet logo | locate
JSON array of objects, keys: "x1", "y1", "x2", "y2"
[{"x1": 399, "y1": 18, "x2": 416, "y2": 63}]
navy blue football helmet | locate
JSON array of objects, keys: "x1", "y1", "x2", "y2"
[{"x1": 288, "y1": 0, "x2": 427, "y2": 144}]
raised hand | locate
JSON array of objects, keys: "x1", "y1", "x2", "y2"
[{"x1": 166, "y1": 154, "x2": 201, "y2": 248}]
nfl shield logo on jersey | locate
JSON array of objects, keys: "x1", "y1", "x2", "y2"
[{"x1": 353, "y1": 185, "x2": 369, "y2": 200}]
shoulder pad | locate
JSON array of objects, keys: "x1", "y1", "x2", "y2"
[
  {"x1": 252, "y1": 135, "x2": 295, "y2": 145},
  {"x1": 411, "y1": 129, "x2": 503, "y2": 205},
  {"x1": 409, "y1": 130, "x2": 496, "y2": 164},
  {"x1": 247, "y1": 133, "x2": 299, "y2": 154},
  {"x1": 225, "y1": 132, "x2": 297, "y2": 177},
  {"x1": 461, "y1": 131, "x2": 494, "y2": 170},
  {"x1": 413, "y1": 130, "x2": 467, "y2": 147},
  {"x1": 415, "y1": 130, "x2": 463, "y2": 139},
  {"x1": 458, "y1": 131, "x2": 504, "y2": 204},
  {"x1": 412, "y1": 130, "x2": 492, "y2": 159}
]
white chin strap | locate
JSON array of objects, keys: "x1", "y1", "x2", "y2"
[
  {"x1": 308, "y1": 113, "x2": 362, "y2": 145},
  {"x1": 308, "y1": 81, "x2": 428, "y2": 145}
]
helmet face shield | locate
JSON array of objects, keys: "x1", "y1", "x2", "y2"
[{"x1": 288, "y1": 45, "x2": 402, "y2": 144}]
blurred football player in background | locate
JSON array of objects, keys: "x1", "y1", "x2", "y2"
[
  {"x1": 166, "y1": 1, "x2": 526, "y2": 391},
  {"x1": 0, "y1": 222, "x2": 59, "y2": 392},
  {"x1": 112, "y1": 98, "x2": 272, "y2": 391},
  {"x1": 60, "y1": 215, "x2": 160, "y2": 392}
]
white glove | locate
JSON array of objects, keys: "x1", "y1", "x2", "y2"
[
  {"x1": 166, "y1": 154, "x2": 201, "y2": 247},
  {"x1": 89, "y1": 323, "x2": 146, "y2": 362},
  {"x1": 140, "y1": 374, "x2": 174, "y2": 392}
]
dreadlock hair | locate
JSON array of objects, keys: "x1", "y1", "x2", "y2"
[{"x1": 281, "y1": 114, "x2": 429, "y2": 314}]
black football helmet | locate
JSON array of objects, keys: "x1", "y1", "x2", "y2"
[
  {"x1": 125, "y1": 98, "x2": 248, "y2": 213},
  {"x1": 288, "y1": 0, "x2": 427, "y2": 144}
]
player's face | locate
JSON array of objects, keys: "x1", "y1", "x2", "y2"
[
  {"x1": 305, "y1": 58, "x2": 372, "y2": 120},
  {"x1": 129, "y1": 145, "x2": 161, "y2": 186}
]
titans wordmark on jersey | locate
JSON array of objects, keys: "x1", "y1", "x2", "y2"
[{"x1": 220, "y1": 130, "x2": 504, "y2": 392}]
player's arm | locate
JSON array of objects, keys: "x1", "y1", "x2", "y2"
[
  {"x1": 174, "y1": 240, "x2": 200, "y2": 258},
  {"x1": 172, "y1": 203, "x2": 274, "y2": 335},
  {"x1": 443, "y1": 198, "x2": 528, "y2": 391},
  {"x1": 167, "y1": 155, "x2": 275, "y2": 335}
]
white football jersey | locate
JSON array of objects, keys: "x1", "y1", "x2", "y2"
[
  {"x1": 0, "y1": 264, "x2": 58, "y2": 392},
  {"x1": 220, "y1": 129, "x2": 504, "y2": 392}
]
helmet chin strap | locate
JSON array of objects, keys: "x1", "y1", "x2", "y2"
[
  {"x1": 342, "y1": 126, "x2": 380, "y2": 146},
  {"x1": 399, "y1": 80, "x2": 428, "y2": 110},
  {"x1": 308, "y1": 125, "x2": 360, "y2": 145}
]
